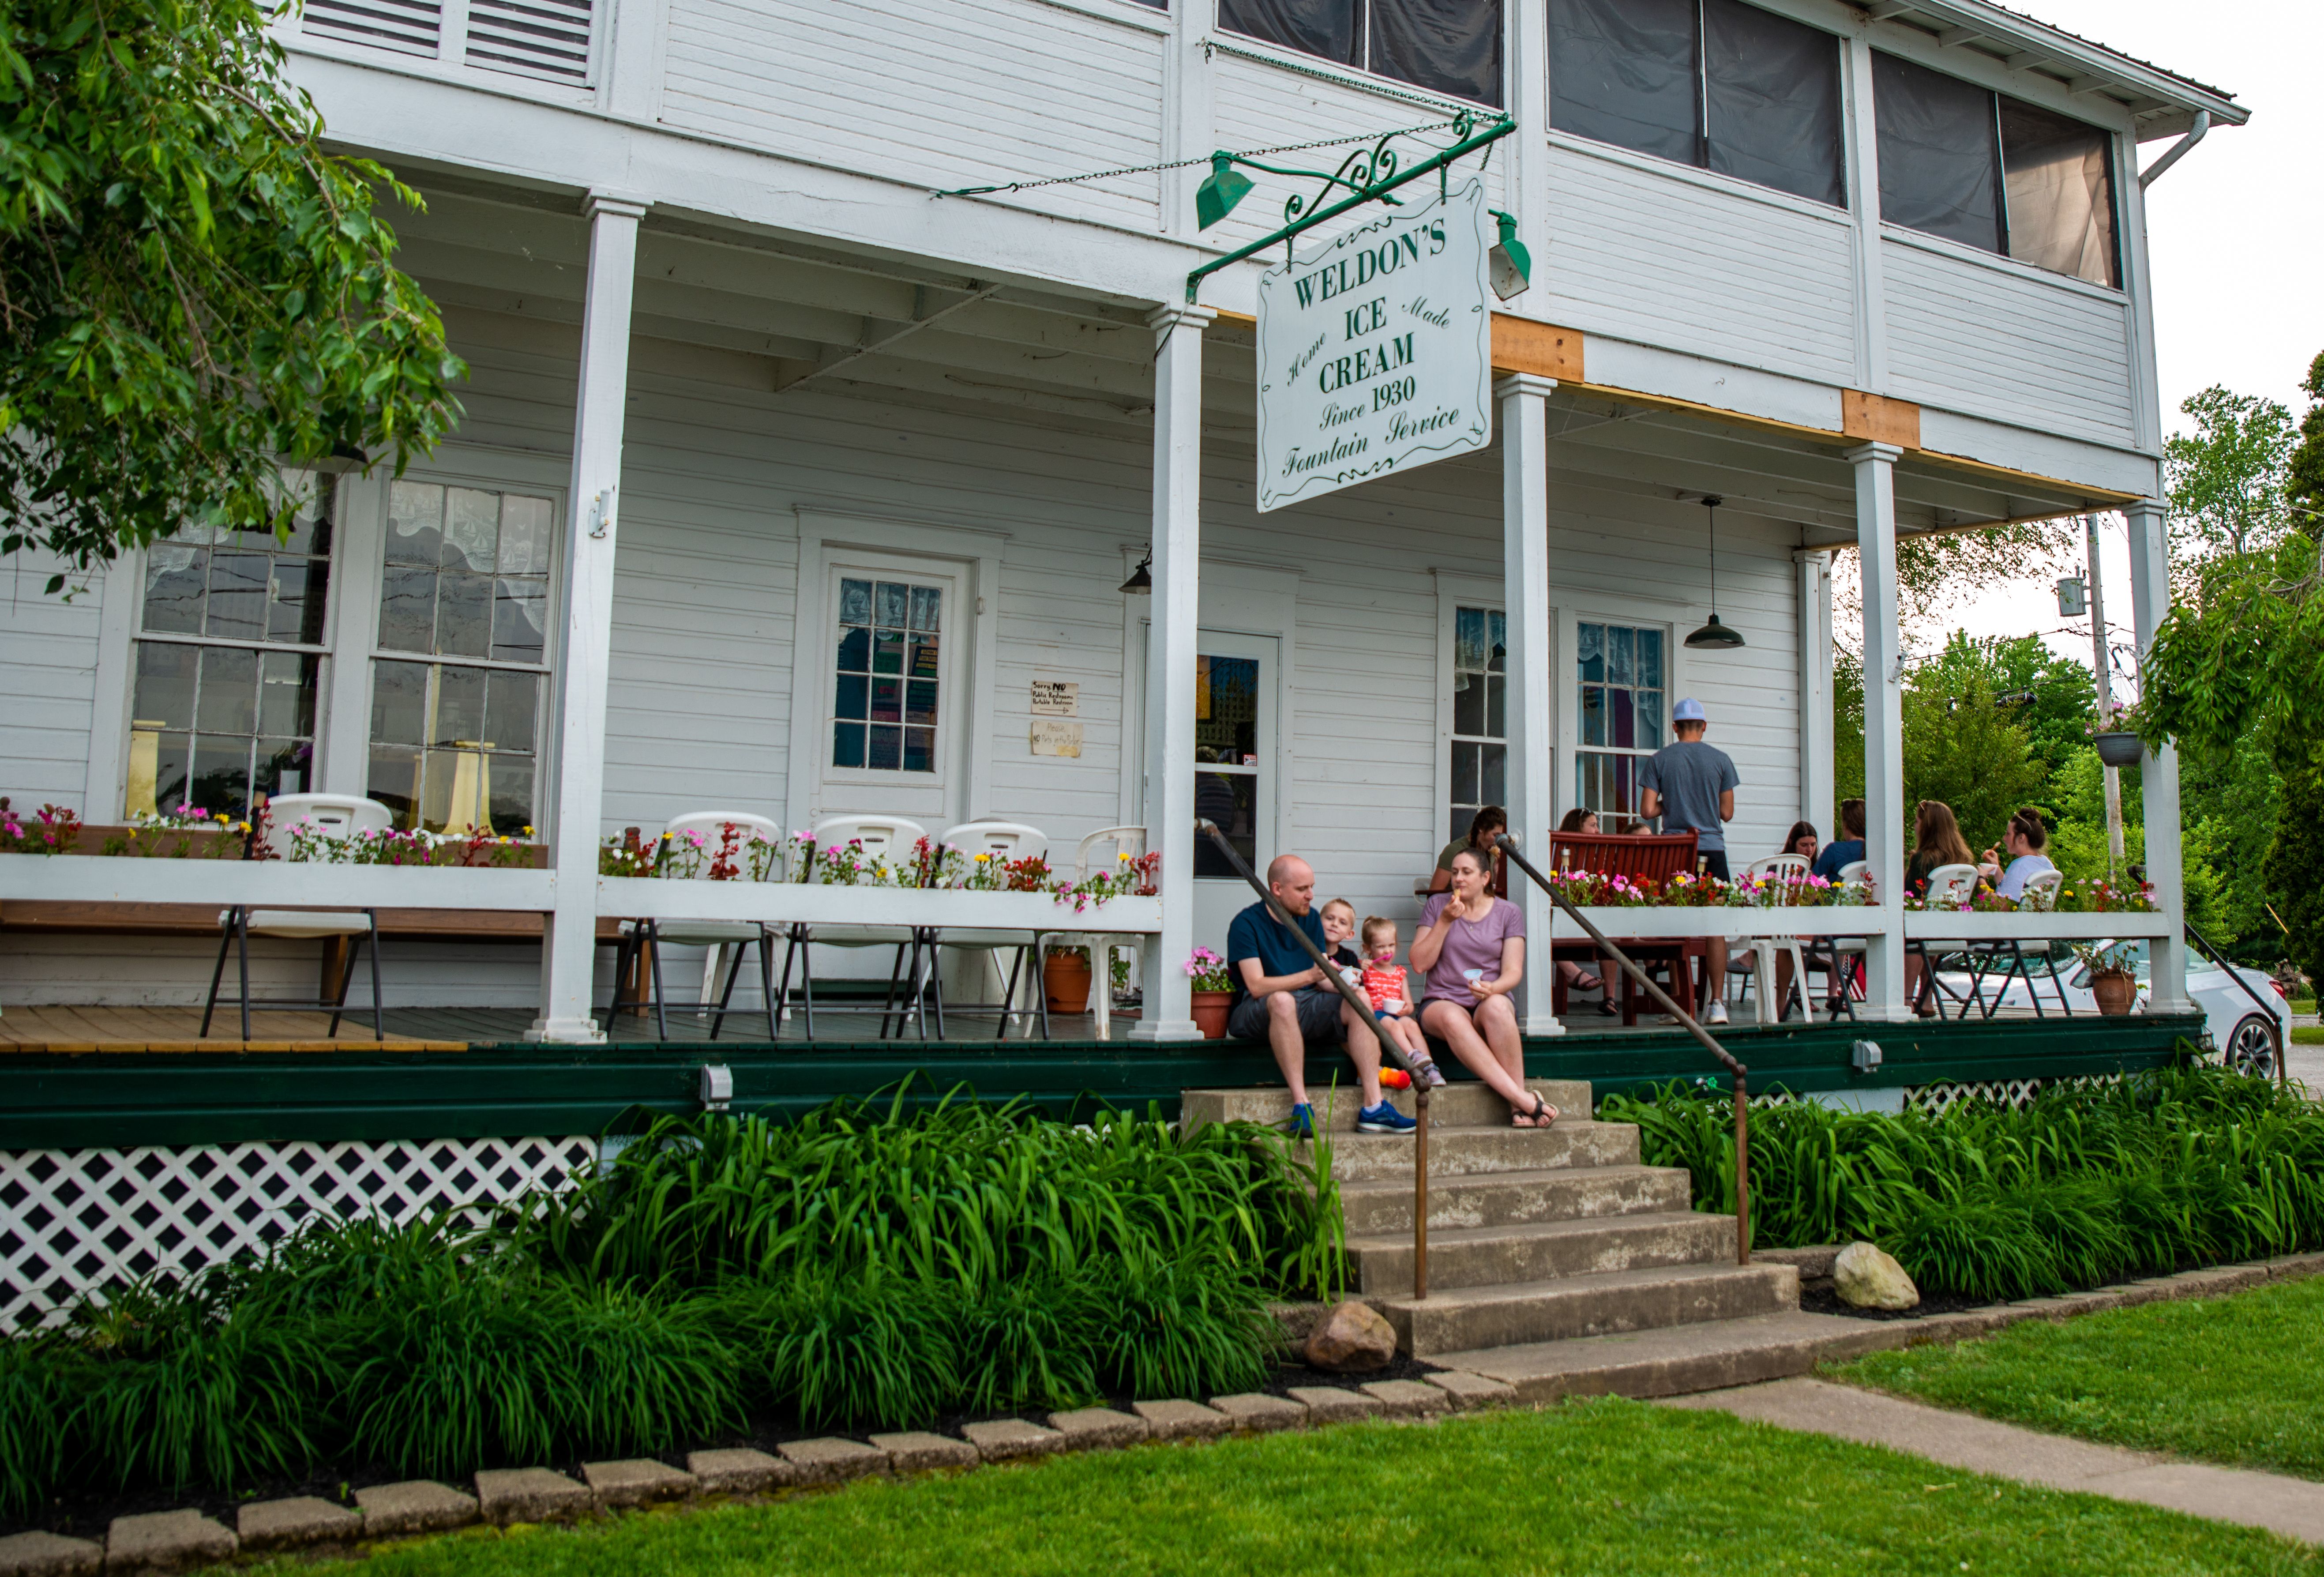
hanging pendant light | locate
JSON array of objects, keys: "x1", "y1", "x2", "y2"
[
  {"x1": 1119, "y1": 548, "x2": 1153, "y2": 595},
  {"x1": 1684, "y1": 495, "x2": 1745, "y2": 650}
]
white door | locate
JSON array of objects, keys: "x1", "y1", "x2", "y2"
[{"x1": 1189, "y1": 633, "x2": 1278, "y2": 955}]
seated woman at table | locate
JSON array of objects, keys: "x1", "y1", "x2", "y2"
[
  {"x1": 1780, "y1": 821, "x2": 1818, "y2": 866},
  {"x1": 1430, "y1": 805, "x2": 1507, "y2": 895},
  {"x1": 1904, "y1": 800, "x2": 1983, "y2": 1015},
  {"x1": 1551, "y1": 808, "x2": 1616, "y2": 1012},
  {"x1": 1412, "y1": 848, "x2": 1558, "y2": 1127},
  {"x1": 1979, "y1": 807, "x2": 2057, "y2": 900}
]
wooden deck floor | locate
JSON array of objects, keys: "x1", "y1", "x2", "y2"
[{"x1": 0, "y1": 1003, "x2": 458, "y2": 1052}]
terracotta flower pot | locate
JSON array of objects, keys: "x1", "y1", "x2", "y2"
[
  {"x1": 1191, "y1": 989, "x2": 1234, "y2": 1039},
  {"x1": 2090, "y1": 968, "x2": 2138, "y2": 1016},
  {"x1": 1043, "y1": 951, "x2": 1092, "y2": 1015}
]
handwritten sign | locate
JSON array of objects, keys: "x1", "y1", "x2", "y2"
[
  {"x1": 1254, "y1": 178, "x2": 1493, "y2": 512},
  {"x1": 1030, "y1": 720, "x2": 1084, "y2": 758},
  {"x1": 1031, "y1": 680, "x2": 1079, "y2": 716}
]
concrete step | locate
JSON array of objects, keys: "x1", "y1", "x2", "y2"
[
  {"x1": 1338, "y1": 1163, "x2": 1693, "y2": 1235},
  {"x1": 1372, "y1": 1260, "x2": 1800, "y2": 1357},
  {"x1": 1327, "y1": 1120, "x2": 1640, "y2": 1182},
  {"x1": 1348, "y1": 1211, "x2": 1739, "y2": 1295},
  {"x1": 1430, "y1": 1310, "x2": 1901, "y2": 1402},
  {"x1": 1183, "y1": 1079, "x2": 1593, "y2": 1133}
]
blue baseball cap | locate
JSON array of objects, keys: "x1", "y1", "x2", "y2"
[{"x1": 1673, "y1": 697, "x2": 1707, "y2": 722}]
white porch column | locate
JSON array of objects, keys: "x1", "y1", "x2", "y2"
[
  {"x1": 1849, "y1": 444, "x2": 1907, "y2": 1020},
  {"x1": 1496, "y1": 374, "x2": 1561, "y2": 1036},
  {"x1": 1796, "y1": 549, "x2": 1834, "y2": 830},
  {"x1": 528, "y1": 191, "x2": 648, "y2": 1045},
  {"x1": 1129, "y1": 303, "x2": 1214, "y2": 1043},
  {"x1": 2124, "y1": 500, "x2": 2194, "y2": 1015}
]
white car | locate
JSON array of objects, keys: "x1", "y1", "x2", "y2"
[{"x1": 1931, "y1": 939, "x2": 2289, "y2": 1077}]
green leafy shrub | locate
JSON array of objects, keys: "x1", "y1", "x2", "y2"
[
  {"x1": 739, "y1": 1273, "x2": 962, "y2": 1434},
  {"x1": 1605, "y1": 1062, "x2": 2324, "y2": 1301}
]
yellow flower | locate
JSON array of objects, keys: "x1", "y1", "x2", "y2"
[
  {"x1": 523, "y1": 825, "x2": 535, "y2": 836},
  {"x1": 975, "y1": 852, "x2": 991, "y2": 862}
]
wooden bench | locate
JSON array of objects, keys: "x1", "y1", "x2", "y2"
[{"x1": 1543, "y1": 832, "x2": 1705, "y2": 1026}]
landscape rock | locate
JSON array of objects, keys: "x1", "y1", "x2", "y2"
[
  {"x1": 474, "y1": 1468, "x2": 595, "y2": 1525},
  {"x1": 0, "y1": 1531, "x2": 101, "y2": 1577},
  {"x1": 1209, "y1": 1392, "x2": 1309, "y2": 1433},
  {"x1": 686, "y1": 1448, "x2": 796, "y2": 1495},
  {"x1": 581, "y1": 1459, "x2": 698, "y2": 1508},
  {"x1": 1834, "y1": 1241, "x2": 1919, "y2": 1311},
  {"x1": 1423, "y1": 1370, "x2": 1520, "y2": 1411},
  {"x1": 353, "y1": 1480, "x2": 479, "y2": 1537},
  {"x1": 1302, "y1": 1299, "x2": 1398, "y2": 1373},
  {"x1": 868, "y1": 1433, "x2": 980, "y2": 1473},
  {"x1": 777, "y1": 1437, "x2": 888, "y2": 1484},
  {"x1": 1130, "y1": 1399, "x2": 1233, "y2": 1442},
  {"x1": 103, "y1": 1510, "x2": 235, "y2": 1575},
  {"x1": 235, "y1": 1497, "x2": 361, "y2": 1551},
  {"x1": 962, "y1": 1419, "x2": 1066, "y2": 1462},
  {"x1": 1361, "y1": 1379, "x2": 1452, "y2": 1418},
  {"x1": 1287, "y1": 1385, "x2": 1384, "y2": 1425},
  {"x1": 1046, "y1": 1408, "x2": 1149, "y2": 1450}
]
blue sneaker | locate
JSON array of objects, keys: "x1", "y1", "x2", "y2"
[
  {"x1": 1283, "y1": 1103, "x2": 1317, "y2": 1140},
  {"x1": 1356, "y1": 1102, "x2": 1418, "y2": 1135}
]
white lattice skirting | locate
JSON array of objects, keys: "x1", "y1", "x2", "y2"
[{"x1": 0, "y1": 1137, "x2": 596, "y2": 1329}]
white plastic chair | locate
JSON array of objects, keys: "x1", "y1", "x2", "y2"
[
  {"x1": 1960, "y1": 868, "x2": 2075, "y2": 1020},
  {"x1": 777, "y1": 815, "x2": 932, "y2": 1040},
  {"x1": 615, "y1": 811, "x2": 785, "y2": 1042},
  {"x1": 1911, "y1": 862, "x2": 1984, "y2": 1017},
  {"x1": 930, "y1": 820, "x2": 1052, "y2": 1039},
  {"x1": 204, "y1": 794, "x2": 396, "y2": 1041},
  {"x1": 1042, "y1": 826, "x2": 1148, "y2": 1041},
  {"x1": 1806, "y1": 860, "x2": 1873, "y2": 1021},
  {"x1": 1732, "y1": 854, "x2": 1814, "y2": 1023}
]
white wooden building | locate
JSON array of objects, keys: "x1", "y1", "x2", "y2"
[{"x1": 0, "y1": 0, "x2": 2243, "y2": 1040}]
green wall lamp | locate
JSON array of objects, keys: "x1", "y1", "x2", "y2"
[
  {"x1": 1195, "y1": 154, "x2": 1255, "y2": 230},
  {"x1": 1488, "y1": 209, "x2": 1531, "y2": 301}
]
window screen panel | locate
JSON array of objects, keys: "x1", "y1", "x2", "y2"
[
  {"x1": 1703, "y1": 0, "x2": 1843, "y2": 206},
  {"x1": 1999, "y1": 98, "x2": 2118, "y2": 287},
  {"x1": 1547, "y1": 0, "x2": 1698, "y2": 166},
  {"x1": 1218, "y1": 0, "x2": 1358, "y2": 66},
  {"x1": 1370, "y1": 0, "x2": 1502, "y2": 105},
  {"x1": 1872, "y1": 52, "x2": 2001, "y2": 254}
]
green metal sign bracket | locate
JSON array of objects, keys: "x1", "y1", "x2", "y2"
[{"x1": 1184, "y1": 112, "x2": 1517, "y2": 303}]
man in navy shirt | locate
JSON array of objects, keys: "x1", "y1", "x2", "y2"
[
  {"x1": 1225, "y1": 854, "x2": 1415, "y2": 1140},
  {"x1": 1812, "y1": 798, "x2": 1867, "y2": 881}
]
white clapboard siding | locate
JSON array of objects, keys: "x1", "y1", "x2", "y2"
[
  {"x1": 1882, "y1": 235, "x2": 2136, "y2": 449},
  {"x1": 1543, "y1": 140, "x2": 1858, "y2": 389},
  {"x1": 0, "y1": 548, "x2": 109, "y2": 808},
  {"x1": 659, "y1": 0, "x2": 1165, "y2": 231},
  {"x1": 1206, "y1": 52, "x2": 1507, "y2": 259}
]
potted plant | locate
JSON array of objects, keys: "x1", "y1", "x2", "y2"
[
  {"x1": 1186, "y1": 946, "x2": 1234, "y2": 1039},
  {"x1": 2073, "y1": 940, "x2": 2141, "y2": 1016},
  {"x1": 2092, "y1": 703, "x2": 2146, "y2": 768},
  {"x1": 1043, "y1": 945, "x2": 1093, "y2": 1015}
]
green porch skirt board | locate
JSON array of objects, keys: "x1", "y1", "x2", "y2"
[{"x1": 0, "y1": 1014, "x2": 2205, "y2": 1150}]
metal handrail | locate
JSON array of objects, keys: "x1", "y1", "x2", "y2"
[
  {"x1": 1194, "y1": 820, "x2": 1438, "y2": 1299},
  {"x1": 1493, "y1": 832, "x2": 1753, "y2": 1265},
  {"x1": 2182, "y1": 919, "x2": 2287, "y2": 1087}
]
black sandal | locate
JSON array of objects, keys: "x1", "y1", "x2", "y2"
[{"x1": 1511, "y1": 1092, "x2": 1560, "y2": 1128}]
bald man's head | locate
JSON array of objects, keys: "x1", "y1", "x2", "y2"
[{"x1": 1267, "y1": 854, "x2": 1316, "y2": 915}]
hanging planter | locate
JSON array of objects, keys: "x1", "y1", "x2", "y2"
[{"x1": 2093, "y1": 732, "x2": 2145, "y2": 768}]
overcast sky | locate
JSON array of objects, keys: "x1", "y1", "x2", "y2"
[{"x1": 1909, "y1": 1, "x2": 2316, "y2": 682}]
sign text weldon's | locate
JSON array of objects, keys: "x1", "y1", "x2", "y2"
[{"x1": 1253, "y1": 179, "x2": 1493, "y2": 512}]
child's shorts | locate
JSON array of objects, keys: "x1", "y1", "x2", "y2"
[{"x1": 1373, "y1": 1008, "x2": 1405, "y2": 1025}]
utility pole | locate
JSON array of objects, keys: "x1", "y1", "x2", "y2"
[{"x1": 2086, "y1": 515, "x2": 2125, "y2": 874}]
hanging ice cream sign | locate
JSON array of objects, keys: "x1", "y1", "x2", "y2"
[{"x1": 1254, "y1": 177, "x2": 1493, "y2": 512}]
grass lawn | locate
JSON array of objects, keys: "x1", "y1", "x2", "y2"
[
  {"x1": 1833, "y1": 1274, "x2": 2324, "y2": 1481},
  {"x1": 280, "y1": 1398, "x2": 2318, "y2": 1577},
  {"x1": 2291, "y1": 1025, "x2": 2321, "y2": 1046}
]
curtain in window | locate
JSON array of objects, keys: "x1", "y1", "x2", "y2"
[
  {"x1": 1873, "y1": 51, "x2": 2002, "y2": 254},
  {"x1": 1547, "y1": 0, "x2": 1697, "y2": 166},
  {"x1": 1218, "y1": 0, "x2": 1357, "y2": 66},
  {"x1": 2000, "y1": 100, "x2": 2117, "y2": 287},
  {"x1": 1703, "y1": 0, "x2": 1843, "y2": 206},
  {"x1": 1370, "y1": 0, "x2": 1502, "y2": 106}
]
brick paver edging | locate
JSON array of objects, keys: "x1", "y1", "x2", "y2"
[{"x1": 7, "y1": 1249, "x2": 2319, "y2": 1576}]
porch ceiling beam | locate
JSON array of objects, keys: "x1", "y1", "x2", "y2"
[
  {"x1": 823, "y1": 353, "x2": 1160, "y2": 423},
  {"x1": 772, "y1": 283, "x2": 1004, "y2": 393},
  {"x1": 868, "y1": 325, "x2": 1164, "y2": 401},
  {"x1": 1936, "y1": 25, "x2": 1986, "y2": 48},
  {"x1": 937, "y1": 301, "x2": 1160, "y2": 367}
]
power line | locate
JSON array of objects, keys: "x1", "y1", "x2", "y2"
[{"x1": 931, "y1": 119, "x2": 1467, "y2": 199}]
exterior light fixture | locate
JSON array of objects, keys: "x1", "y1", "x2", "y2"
[
  {"x1": 1684, "y1": 495, "x2": 1745, "y2": 650},
  {"x1": 1487, "y1": 210, "x2": 1531, "y2": 301},
  {"x1": 2055, "y1": 576, "x2": 2088, "y2": 617},
  {"x1": 1119, "y1": 549, "x2": 1153, "y2": 594},
  {"x1": 1195, "y1": 153, "x2": 1253, "y2": 231}
]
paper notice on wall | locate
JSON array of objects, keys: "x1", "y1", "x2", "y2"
[
  {"x1": 1031, "y1": 680, "x2": 1079, "y2": 716},
  {"x1": 1031, "y1": 719, "x2": 1084, "y2": 758}
]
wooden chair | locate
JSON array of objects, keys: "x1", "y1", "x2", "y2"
[{"x1": 1544, "y1": 831, "x2": 1701, "y2": 1024}]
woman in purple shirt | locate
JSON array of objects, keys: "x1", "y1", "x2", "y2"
[{"x1": 1410, "y1": 848, "x2": 1558, "y2": 1127}]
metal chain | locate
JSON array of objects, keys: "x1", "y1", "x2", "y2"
[{"x1": 933, "y1": 118, "x2": 1465, "y2": 198}]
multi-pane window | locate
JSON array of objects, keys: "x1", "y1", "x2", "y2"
[
  {"x1": 368, "y1": 481, "x2": 554, "y2": 834},
  {"x1": 128, "y1": 480, "x2": 332, "y2": 818},
  {"x1": 1447, "y1": 606, "x2": 1506, "y2": 843},
  {"x1": 1193, "y1": 654, "x2": 1261, "y2": 877},
  {"x1": 1549, "y1": 0, "x2": 1845, "y2": 207},
  {"x1": 1575, "y1": 621, "x2": 1665, "y2": 824},
  {"x1": 830, "y1": 576, "x2": 942, "y2": 774},
  {"x1": 1873, "y1": 52, "x2": 2119, "y2": 287},
  {"x1": 1220, "y1": 0, "x2": 1502, "y2": 107}
]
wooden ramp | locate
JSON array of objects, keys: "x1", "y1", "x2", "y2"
[{"x1": 0, "y1": 1004, "x2": 460, "y2": 1053}]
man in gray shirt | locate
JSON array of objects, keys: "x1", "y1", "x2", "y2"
[{"x1": 1640, "y1": 696, "x2": 1740, "y2": 1024}]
